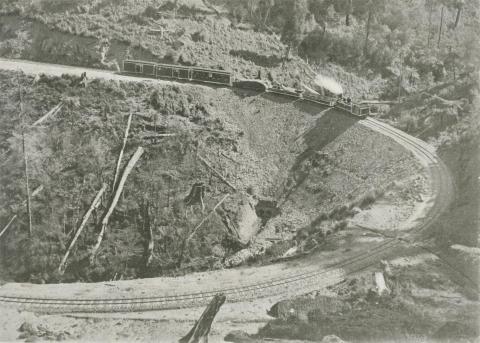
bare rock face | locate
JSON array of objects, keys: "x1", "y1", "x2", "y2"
[{"x1": 219, "y1": 192, "x2": 260, "y2": 245}]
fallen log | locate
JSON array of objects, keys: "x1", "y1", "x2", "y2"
[
  {"x1": 421, "y1": 92, "x2": 464, "y2": 110},
  {"x1": 22, "y1": 132, "x2": 33, "y2": 236},
  {"x1": 179, "y1": 294, "x2": 226, "y2": 343},
  {"x1": 32, "y1": 102, "x2": 63, "y2": 126},
  {"x1": 187, "y1": 194, "x2": 230, "y2": 242},
  {"x1": 58, "y1": 183, "x2": 107, "y2": 274},
  {"x1": 112, "y1": 113, "x2": 133, "y2": 191},
  {"x1": 197, "y1": 154, "x2": 237, "y2": 191},
  {"x1": 0, "y1": 215, "x2": 17, "y2": 239},
  {"x1": 142, "y1": 200, "x2": 154, "y2": 267},
  {"x1": 0, "y1": 185, "x2": 44, "y2": 239},
  {"x1": 90, "y1": 147, "x2": 144, "y2": 263}
]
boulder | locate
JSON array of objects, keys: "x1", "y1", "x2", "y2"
[
  {"x1": 268, "y1": 296, "x2": 350, "y2": 322},
  {"x1": 224, "y1": 241, "x2": 271, "y2": 268},
  {"x1": 219, "y1": 193, "x2": 260, "y2": 245}
]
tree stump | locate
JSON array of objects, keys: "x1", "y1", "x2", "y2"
[{"x1": 179, "y1": 294, "x2": 226, "y2": 343}]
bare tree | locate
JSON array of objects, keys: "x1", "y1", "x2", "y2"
[
  {"x1": 453, "y1": 0, "x2": 464, "y2": 29},
  {"x1": 90, "y1": 147, "x2": 144, "y2": 263},
  {"x1": 112, "y1": 112, "x2": 133, "y2": 191},
  {"x1": 438, "y1": 5, "x2": 445, "y2": 47},
  {"x1": 426, "y1": 0, "x2": 434, "y2": 46},
  {"x1": 0, "y1": 185, "x2": 43, "y2": 239},
  {"x1": 22, "y1": 132, "x2": 33, "y2": 236},
  {"x1": 346, "y1": 0, "x2": 352, "y2": 26},
  {"x1": 141, "y1": 199, "x2": 154, "y2": 267},
  {"x1": 58, "y1": 183, "x2": 107, "y2": 274}
]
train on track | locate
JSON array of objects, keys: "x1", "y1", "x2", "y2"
[{"x1": 123, "y1": 59, "x2": 373, "y2": 118}]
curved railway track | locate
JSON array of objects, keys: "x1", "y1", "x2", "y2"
[{"x1": 0, "y1": 60, "x2": 457, "y2": 313}]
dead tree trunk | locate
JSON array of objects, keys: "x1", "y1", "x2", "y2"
[
  {"x1": 364, "y1": 8, "x2": 373, "y2": 56},
  {"x1": 177, "y1": 194, "x2": 229, "y2": 267},
  {"x1": 0, "y1": 215, "x2": 18, "y2": 239},
  {"x1": 427, "y1": 0, "x2": 433, "y2": 47},
  {"x1": 186, "y1": 194, "x2": 230, "y2": 242},
  {"x1": 438, "y1": 6, "x2": 444, "y2": 48},
  {"x1": 90, "y1": 147, "x2": 144, "y2": 263},
  {"x1": 0, "y1": 185, "x2": 43, "y2": 239},
  {"x1": 179, "y1": 294, "x2": 226, "y2": 343},
  {"x1": 22, "y1": 132, "x2": 33, "y2": 237},
  {"x1": 142, "y1": 199, "x2": 154, "y2": 267},
  {"x1": 58, "y1": 183, "x2": 107, "y2": 274},
  {"x1": 197, "y1": 154, "x2": 236, "y2": 191},
  {"x1": 346, "y1": 0, "x2": 352, "y2": 26},
  {"x1": 32, "y1": 102, "x2": 63, "y2": 126},
  {"x1": 112, "y1": 112, "x2": 133, "y2": 191},
  {"x1": 453, "y1": 5, "x2": 462, "y2": 29}
]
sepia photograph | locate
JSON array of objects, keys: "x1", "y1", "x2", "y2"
[{"x1": 0, "y1": 0, "x2": 478, "y2": 342}]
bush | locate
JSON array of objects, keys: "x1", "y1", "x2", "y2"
[
  {"x1": 163, "y1": 49, "x2": 179, "y2": 64},
  {"x1": 191, "y1": 30, "x2": 208, "y2": 42},
  {"x1": 397, "y1": 112, "x2": 419, "y2": 133}
]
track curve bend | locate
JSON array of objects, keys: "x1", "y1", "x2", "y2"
[{"x1": 0, "y1": 59, "x2": 455, "y2": 313}]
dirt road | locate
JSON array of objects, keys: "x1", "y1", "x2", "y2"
[{"x1": 0, "y1": 58, "x2": 455, "y2": 314}]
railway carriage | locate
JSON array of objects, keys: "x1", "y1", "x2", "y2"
[
  {"x1": 191, "y1": 67, "x2": 231, "y2": 85},
  {"x1": 122, "y1": 59, "x2": 371, "y2": 118},
  {"x1": 233, "y1": 79, "x2": 269, "y2": 92},
  {"x1": 123, "y1": 60, "x2": 146, "y2": 74},
  {"x1": 123, "y1": 60, "x2": 232, "y2": 86}
]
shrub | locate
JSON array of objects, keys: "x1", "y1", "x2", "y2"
[
  {"x1": 143, "y1": 5, "x2": 159, "y2": 19},
  {"x1": 333, "y1": 220, "x2": 348, "y2": 232},
  {"x1": 191, "y1": 30, "x2": 208, "y2": 42},
  {"x1": 398, "y1": 112, "x2": 419, "y2": 133},
  {"x1": 163, "y1": 49, "x2": 179, "y2": 64}
]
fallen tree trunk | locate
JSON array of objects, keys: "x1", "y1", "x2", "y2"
[
  {"x1": 179, "y1": 293, "x2": 226, "y2": 343},
  {"x1": 177, "y1": 194, "x2": 230, "y2": 267},
  {"x1": 197, "y1": 154, "x2": 236, "y2": 191},
  {"x1": 187, "y1": 194, "x2": 230, "y2": 242},
  {"x1": 32, "y1": 102, "x2": 63, "y2": 126},
  {"x1": 0, "y1": 215, "x2": 17, "y2": 239},
  {"x1": 90, "y1": 147, "x2": 144, "y2": 263},
  {"x1": 112, "y1": 113, "x2": 133, "y2": 191},
  {"x1": 58, "y1": 183, "x2": 107, "y2": 274},
  {"x1": 22, "y1": 132, "x2": 33, "y2": 236},
  {"x1": 142, "y1": 200, "x2": 154, "y2": 267},
  {"x1": 0, "y1": 185, "x2": 44, "y2": 239}
]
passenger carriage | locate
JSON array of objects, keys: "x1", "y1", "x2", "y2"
[
  {"x1": 122, "y1": 59, "x2": 371, "y2": 118},
  {"x1": 123, "y1": 60, "x2": 232, "y2": 86}
]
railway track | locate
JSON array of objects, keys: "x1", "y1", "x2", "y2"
[{"x1": 0, "y1": 60, "x2": 456, "y2": 313}]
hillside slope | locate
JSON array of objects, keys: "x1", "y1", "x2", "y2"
[{"x1": 0, "y1": 70, "x2": 424, "y2": 284}]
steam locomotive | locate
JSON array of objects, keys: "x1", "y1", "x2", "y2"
[{"x1": 122, "y1": 60, "x2": 372, "y2": 118}]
